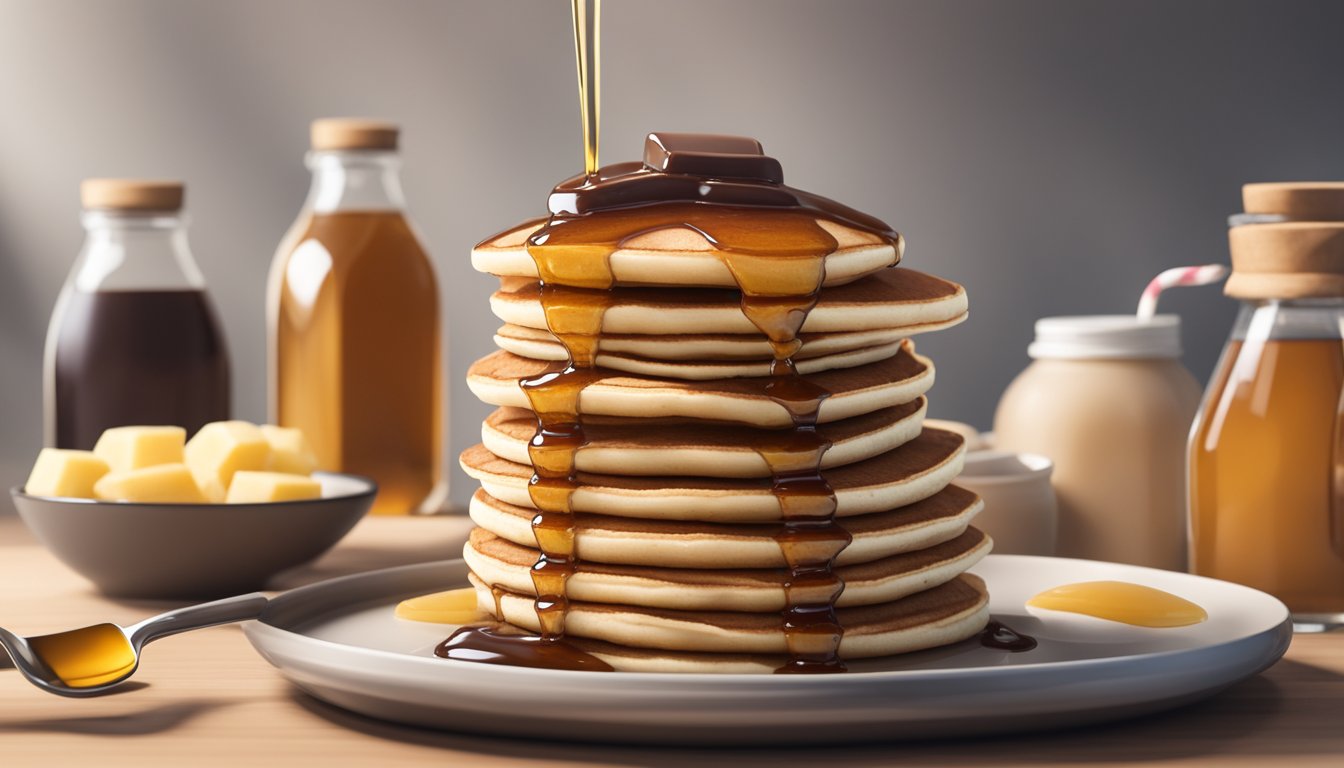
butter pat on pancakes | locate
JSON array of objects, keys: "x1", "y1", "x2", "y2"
[
  {"x1": 25, "y1": 448, "x2": 110, "y2": 498},
  {"x1": 1027, "y1": 581, "x2": 1207, "y2": 627}
]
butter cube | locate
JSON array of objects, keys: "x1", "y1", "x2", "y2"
[
  {"x1": 25, "y1": 449, "x2": 110, "y2": 499},
  {"x1": 94, "y1": 464, "x2": 207, "y2": 504},
  {"x1": 260, "y1": 425, "x2": 318, "y2": 476},
  {"x1": 93, "y1": 426, "x2": 187, "y2": 472},
  {"x1": 225, "y1": 471, "x2": 322, "y2": 503},
  {"x1": 184, "y1": 421, "x2": 270, "y2": 502}
]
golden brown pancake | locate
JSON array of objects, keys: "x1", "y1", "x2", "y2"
[
  {"x1": 471, "y1": 216, "x2": 899, "y2": 289},
  {"x1": 466, "y1": 485, "x2": 983, "y2": 567},
  {"x1": 480, "y1": 399, "x2": 927, "y2": 478},
  {"x1": 460, "y1": 427, "x2": 967, "y2": 522},
  {"x1": 493, "y1": 334, "x2": 909, "y2": 380},
  {"x1": 466, "y1": 341, "x2": 934, "y2": 428},
  {"x1": 469, "y1": 572, "x2": 990, "y2": 661},
  {"x1": 490, "y1": 268, "x2": 968, "y2": 336},
  {"x1": 464, "y1": 525, "x2": 991, "y2": 611},
  {"x1": 495, "y1": 322, "x2": 937, "y2": 363}
]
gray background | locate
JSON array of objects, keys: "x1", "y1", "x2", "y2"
[{"x1": 2, "y1": 0, "x2": 1342, "y2": 512}]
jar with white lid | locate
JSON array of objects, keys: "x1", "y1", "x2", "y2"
[{"x1": 992, "y1": 315, "x2": 1201, "y2": 569}]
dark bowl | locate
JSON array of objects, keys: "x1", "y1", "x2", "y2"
[{"x1": 10, "y1": 472, "x2": 375, "y2": 599}]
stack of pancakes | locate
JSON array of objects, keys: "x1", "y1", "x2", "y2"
[{"x1": 460, "y1": 214, "x2": 992, "y2": 673}]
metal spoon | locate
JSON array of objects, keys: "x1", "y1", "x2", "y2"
[{"x1": 0, "y1": 592, "x2": 268, "y2": 697}]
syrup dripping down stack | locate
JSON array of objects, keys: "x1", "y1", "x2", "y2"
[{"x1": 458, "y1": 134, "x2": 991, "y2": 673}]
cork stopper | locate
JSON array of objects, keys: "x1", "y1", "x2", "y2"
[
  {"x1": 1244, "y1": 182, "x2": 1344, "y2": 221},
  {"x1": 1226, "y1": 183, "x2": 1344, "y2": 300},
  {"x1": 310, "y1": 118, "x2": 399, "y2": 151},
  {"x1": 80, "y1": 179, "x2": 184, "y2": 212},
  {"x1": 1226, "y1": 223, "x2": 1344, "y2": 299}
]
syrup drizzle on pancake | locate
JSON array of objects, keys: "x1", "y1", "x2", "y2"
[
  {"x1": 503, "y1": 162, "x2": 901, "y2": 672},
  {"x1": 451, "y1": 182, "x2": 898, "y2": 671},
  {"x1": 446, "y1": 0, "x2": 908, "y2": 674}
]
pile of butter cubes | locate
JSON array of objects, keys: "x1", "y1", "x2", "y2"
[{"x1": 26, "y1": 421, "x2": 322, "y2": 504}]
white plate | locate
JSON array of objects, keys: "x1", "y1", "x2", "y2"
[{"x1": 242, "y1": 555, "x2": 1291, "y2": 745}]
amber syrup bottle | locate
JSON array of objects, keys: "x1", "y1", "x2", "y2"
[{"x1": 268, "y1": 120, "x2": 445, "y2": 515}]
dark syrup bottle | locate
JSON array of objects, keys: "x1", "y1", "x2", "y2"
[{"x1": 44, "y1": 179, "x2": 231, "y2": 449}]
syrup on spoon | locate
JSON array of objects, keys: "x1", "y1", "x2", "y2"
[{"x1": 0, "y1": 592, "x2": 267, "y2": 697}]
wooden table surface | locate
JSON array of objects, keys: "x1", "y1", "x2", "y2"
[{"x1": 2, "y1": 513, "x2": 1342, "y2": 767}]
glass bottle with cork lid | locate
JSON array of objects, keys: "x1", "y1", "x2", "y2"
[
  {"x1": 1189, "y1": 182, "x2": 1344, "y2": 628},
  {"x1": 268, "y1": 118, "x2": 445, "y2": 516},
  {"x1": 44, "y1": 179, "x2": 231, "y2": 450}
]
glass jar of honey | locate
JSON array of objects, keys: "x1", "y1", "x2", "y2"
[{"x1": 1189, "y1": 182, "x2": 1344, "y2": 627}]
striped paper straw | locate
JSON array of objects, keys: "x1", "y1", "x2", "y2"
[{"x1": 1137, "y1": 264, "x2": 1229, "y2": 320}]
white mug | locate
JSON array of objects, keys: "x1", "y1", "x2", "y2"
[
  {"x1": 956, "y1": 450, "x2": 1057, "y2": 556},
  {"x1": 924, "y1": 418, "x2": 988, "y2": 451}
]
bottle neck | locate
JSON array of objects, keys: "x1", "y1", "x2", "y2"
[
  {"x1": 73, "y1": 210, "x2": 204, "y2": 292},
  {"x1": 304, "y1": 150, "x2": 406, "y2": 213},
  {"x1": 1233, "y1": 297, "x2": 1344, "y2": 342}
]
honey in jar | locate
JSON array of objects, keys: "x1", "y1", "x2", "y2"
[{"x1": 1189, "y1": 182, "x2": 1344, "y2": 624}]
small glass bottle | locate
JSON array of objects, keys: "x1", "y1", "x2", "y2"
[
  {"x1": 44, "y1": 179, "x2": 231, "y2": 450},
  {"x1": 268, "y1": 119, "x2": 445, "y2": 515},
  {"x1": 1189, "y1": 182, "x2": 1344, "y2": 626}
]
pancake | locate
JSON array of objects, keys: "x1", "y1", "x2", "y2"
[
  {"x1": 472, "y1": 216, "x2": 899, "y2": 289},
  {"x1": 496, "y1": 322, "x2": 938, "y2": 363},
  {"x1": 481, "y1": 399, "x2": 926, "y2": 478},
  {"x1": 493, "y1": 334, "x2": 909, "y2": 380},
  {"x1": 466, "y1": 342, "x2": 934, "y2": 428},
  {"x1": 490, "y1": 268, "x2": 968, "y2": 336},
  {"x1": 464, "y1": 526, "x2": 991, "y2": 611},
  {"x1": 461, "y1": 427, "x2": 967, "y2": 522},
  {"x1": 466, "y1": 484, "x2": 982, "y2": 567},
  {"x1": 469, "y1": 572, "x2": 990, "y2": 661},
  {"x1": 462, "y1": 136, "x2": 982, "y2": 673}
]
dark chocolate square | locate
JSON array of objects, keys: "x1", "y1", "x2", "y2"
[{"x1": 643, "y1": 132, "x2": 784, "y2": 183}]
